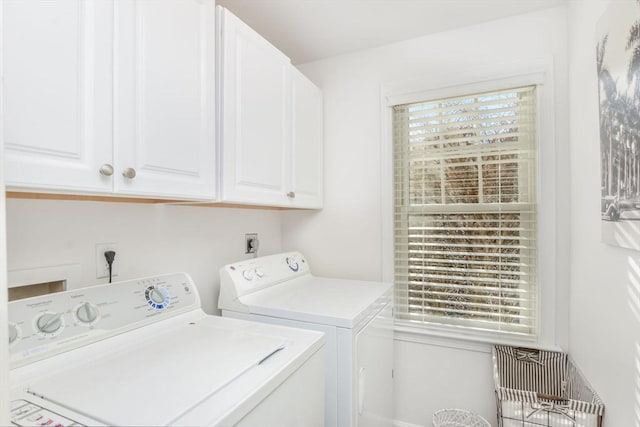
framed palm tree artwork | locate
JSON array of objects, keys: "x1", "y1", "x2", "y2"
[{"x1": 597, "y1": 0, "x2": 640, "y2": 249}]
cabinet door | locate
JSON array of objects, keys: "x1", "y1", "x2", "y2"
[
  {"x1": 355, "y1": 303, "x2": 394, "y2": 427},
  {"x1": 290, "y1": 68, "x2": 323, "y2": 208},
  {"x1": 219, "y1": 7, "x2": 291, "y2": 206},
  {"x1": 3, "y1": 0, "x2": 113, "y2": 193},
  {"x1": 114, "y1": 0, "x2": 216, "y2": 200}
]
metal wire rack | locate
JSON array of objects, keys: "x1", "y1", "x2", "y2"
[{"x1": 433, "y1": 409, "x2": 492, "y2": 427}]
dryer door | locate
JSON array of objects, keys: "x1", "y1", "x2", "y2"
[{"x1": 355, "y1": 302, "x2": 394, "y2": 427}]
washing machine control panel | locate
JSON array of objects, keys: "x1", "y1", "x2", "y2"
[
  {"x1": 220, "y1": 252, "x2": 310, "y2": 299},
  {"x1": 11, "y1": 399, "x2": 87, "y2": 427},
  {"x1": 8, "y1": 272, "x2": 200, "y2": 368}
]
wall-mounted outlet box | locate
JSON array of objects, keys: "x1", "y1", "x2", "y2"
[
  {"x1": 96, "y1": 243, "x2": 119, "y2": 279},
  {"x1": 245, "y1": 233, "x2": 259, "y2": 254}
]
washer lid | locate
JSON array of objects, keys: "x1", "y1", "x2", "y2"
[
  {"x1": 239, "y1": 276, "x2": 392, "y2": 328},
  {"x1": 25, "y1": 318, "x2": 286, "y2": 426}
]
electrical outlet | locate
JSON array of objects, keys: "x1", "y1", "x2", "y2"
[
  {"x1": 96, "y1": 243, "x2": 119, "y2": 279},
  {"x1": 245, "y1": 233, "x2": 259, "y2": 254}
]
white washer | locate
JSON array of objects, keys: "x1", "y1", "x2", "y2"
[
  {"x1": 219, "y1": 252, "x2": 394, "y2": 427},
  {"x1": 8, "y1": 272, "x2": 325, "y2": 426}
]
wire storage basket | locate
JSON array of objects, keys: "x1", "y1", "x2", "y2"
[
  {"x1": 432, "y1": 409, "x2": 491, "y2": 427},
  {"x1": 492, "y1": 345, "x2": 605, "y2": 427}
]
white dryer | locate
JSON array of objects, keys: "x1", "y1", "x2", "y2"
[
  {"x1": 8, "y1": 272, "x2": 325, "y2": 426},
  {"x1": 219, "y1": 252, "x2": 394, "y2": 427}
]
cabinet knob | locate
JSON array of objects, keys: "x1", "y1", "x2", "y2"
[
  {"x1": 99, "y1": 164, "x2": 114, "y2": 177},
  {"x1": 122, "y1": 168, "x2": 137, "y2": 179},
  {"x1": 287, "y1": 191, "x2": 296, "y2": 198}
]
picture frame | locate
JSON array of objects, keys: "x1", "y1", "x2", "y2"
[{"x1": 597, "y1": 0, "x2": 640, "y2": 249}]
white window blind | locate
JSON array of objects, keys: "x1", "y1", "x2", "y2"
[{"x1": 393, "y1": 85, "x2": 537, "y2": 338}]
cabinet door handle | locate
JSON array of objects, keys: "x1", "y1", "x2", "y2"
[
  {"x1": 99, "y1": 164, "x2": 114, "y2": 176},
  {"x1": 287, "y1": 191, "x2": 296, "y2": 198},
  {"x1": 122, "y1": 168, "x2": 137, "y2": 179}
]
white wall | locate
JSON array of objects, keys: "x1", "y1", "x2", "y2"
[
  {"x1": 6, "y1": 199, "x2": 283, "y2": 314},
  {"x1": 283, "y1": 6, "x2": 569, "y2": 426},
  {"x1": 568, "y1": 0, "x2": 640, "y2": 425}
]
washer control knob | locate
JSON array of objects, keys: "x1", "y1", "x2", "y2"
[
  {"x1": 75, "y1": 302, "x2": 99, "y2": 324},
  {"x1": 255, "y1": 267, "x2": 264, "y2": 278},
  {"x1": 243, "y1": 270, "x2": 254, "y2": 281},
  {"x1": 149, "y1": 288, "x2": 165, "y2": 304},
  {"x1": 144, "y1": 286, "x2": 169, "y2": 310},
  {"x1": 8, "y1": 323, "x2": 18, "y2": 345},
  {"x1": 36, "y1": 313, "x2": 63, "y2": 335},
  {"x1": 286, "y1": 257, "x2": 299, "y2": 272}
]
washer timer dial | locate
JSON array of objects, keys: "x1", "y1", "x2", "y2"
[
  {"x1": 34, "y1": 312, "x2": 65, "y2": 336},
  {"x1": 145, "y1": 286, "x2": 170, "y2": 310}
]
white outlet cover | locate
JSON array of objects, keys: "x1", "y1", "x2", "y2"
[{"x1": 96, "y1": 243, "x2": 119, "y2": 280}]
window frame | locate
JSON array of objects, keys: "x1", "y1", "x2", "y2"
[
  {"x1": 380, "y1": 70, "x2": 562, "y2": 349},
  {"x1": 394, "y1": 84, "x2": 538, "y2": 337}
]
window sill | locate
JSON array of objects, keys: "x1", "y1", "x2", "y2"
[{"x1": 393, "y1": 322, "x2": 562, "y2": 353}]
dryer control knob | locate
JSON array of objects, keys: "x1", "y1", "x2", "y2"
[
  {"x1": 36, "y1": 313, "x2": 63, "y2": 335},
  {"x1": 76, "y1": 302, "x2": 99, "y2": 324},
  {"x1": 8, "y1": 323, "x2": 18, "y2": 344},
  {"x1": 255, "y1": 267, "x2": 264, "y2": 278},
  {"x1": 286, "y1": 257, "x2": 299, "y2": 272},
  {"x1": 243, "y1": 270, "x2": 254, "y2": 281}
]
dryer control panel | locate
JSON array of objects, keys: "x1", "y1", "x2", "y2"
[
  {"x1": 218, "y1": 252, "x2": 310, "y2": 311},
  {"x1": 8, "y1": 272, "x2": 200, "y2": 368}
]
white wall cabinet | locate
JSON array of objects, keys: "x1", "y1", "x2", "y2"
[
  {"x1": 114, "y1": 0, "x2": 216, "y2": 199},
  {"x1": 291, "y1": 67, "x2": 323, "y2": 209},
  {"x1": 217, "y1": 6, "x2": 290, "y2": 206},
  {"x1": 3, "y1": 0, "x2": 216, "y2": 200},
  {"x1": 218, "y1": 7, "x2": 323, "y2": 208},
  {"x1": 3, "y1": 0, "x2": 114, "y2": 194}
]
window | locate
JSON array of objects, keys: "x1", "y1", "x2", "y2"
[{"x1": 392, "y1": 85, "x2": 537, "y2": 339}]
